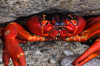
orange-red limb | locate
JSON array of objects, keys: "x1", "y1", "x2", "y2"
[
  {"x1": 72, "y1": 38, "x2": 100, "y2": 66},
  {"x1": 0, "y1": 27, "x2": 4, "y2": 37},
  {"x1": 86, "y1": 17, "x2": 100, "y2": 28},
  {"x1": 74, "y1": 51, "x2": 100, "y2": 66},
  {"x1": 65, "y1": 22, "x2": 100, "y2": 42},
  {"x1": 4, "y1": 39, "x2": 26, "y2": 66},
  {"x1": 65, "y1": 19, "x2": 100, "y2": 66},
  {"x1": 16, "y1": 38, "x2": 27, "y2": 43},
  {"x1": 4, "y1": 22, "x2": 46, "y2": 41},
  {"x1": 3, "y1": 48, "x2": 10, "y2": 66},
  {"x1": 3, "y1": 22, "x2": 47, "y2": 66}
]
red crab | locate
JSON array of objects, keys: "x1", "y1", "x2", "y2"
[{"x1": 0, "y1": 13, "x2": 100, "y2": 66}]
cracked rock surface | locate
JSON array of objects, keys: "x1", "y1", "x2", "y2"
[
  {"x1": 0, "y1": 40, "x2": 100, "y2": 66},
  {"x1": 0, "y1": 0, "x2": 100, "y2": 23}
]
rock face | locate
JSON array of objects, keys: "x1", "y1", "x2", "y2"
[
  {"x1": 0, "y1": 0, "x2": 100, "y2": 23},
  {"x1": 0, "y1": 40, "x2": 99, "y2": 66},
  {"x1": 0, "y1": 41, "x2": 89, "y2": 66}
]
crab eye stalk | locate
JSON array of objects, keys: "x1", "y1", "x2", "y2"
[
  {"x1": 51, "y1": 19, "x2": 56, "y2": 25},
  {"x1": 64, "y1": 19, "x2": 70, "y2": 25},
  {"x1": 41, "y1": 20, "x2": 48, "y2": 26},
  {"x1": 71, "y1": 20, "x2": 77, "y2": 26}
]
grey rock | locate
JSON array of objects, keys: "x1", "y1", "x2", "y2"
[
  {"x1": 41, "y1": 49, "x2": 51, "y2": 53},
  {"x1": 24, "y1": 51, "x2": 29, "y2": 55},
  {"x1": 0, "y1": 40, "x2": 98, "y2": 66},
  {"x1": 61, "y1": 54, "x2": 100, "y2": 66},
  {"x1": 0, "y1": 0, "x2": 100, "y2": 23},
  {"x1": 70, "y1": 42, "x2": 89, "y2": 55},
  {"x1": 63, "y1": 50, "x2": 74, "y2": 56},
  {"x1": 33, "y1": 50, "x2": 42, "y2": 55},
  {"x1": 0, "y1": 54, "x2": 2, "y2": 64},
  {"x1": 49, "y1": 58, "x2": 56, "y2": 64},
  {"x1": 29, "y1": 46, "x2": 35, "y2": 50}
]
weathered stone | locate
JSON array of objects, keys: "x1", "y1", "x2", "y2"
[
  {"x1": 0, "y1": 0, "x2": 100, "y2": 23},
  {"x1": 48, "y1": 58, "x2": 56, "y2": 64},
  {"x1": 63, "y1": 50, "x2": 74, "y2": 56}
]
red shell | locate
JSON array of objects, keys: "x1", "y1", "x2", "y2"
[{"x1": 26, "y1": 14, "x2": 86, "y2": 40}]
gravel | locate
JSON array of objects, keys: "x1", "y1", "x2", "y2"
[
  {"x1": 0, "y1": 40, "x2": 90, "y2": 66},
  {"x1": 0, "y1": 39, "x2": 100, "y2": 66}
]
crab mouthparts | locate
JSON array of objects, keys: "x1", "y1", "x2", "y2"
[{"x1": 49, "y1": 27, "x2": 67, "y2": 40}]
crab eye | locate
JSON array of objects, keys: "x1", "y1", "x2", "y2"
[
  {"x1": 68, "y1": 14, "x2": 73, "y2": 19},
  {"x1": 51, "y1": 19, "x2": 55, "y2": 25},
  {"x1": 41, "y1": 20, "x2": 48, "y2": 26},
  {"x1": 71, "y1": 20, "x2": 77, "y2": 26},
  {"x1": 64, "y1": 19, "x2": 70, "y2": 25}
]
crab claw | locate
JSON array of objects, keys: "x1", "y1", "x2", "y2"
[
  {"x1": 3, "y1": 39, "x2": 26, "y2": 66},
  {"x1": 3, "y1": 22, "x2": 27, "y2": 66},
  {"x1": 2, "y1": 22, "x2": 47, "y2": 66},
  {"x1": 3, "y1": 47, "x2": 10, "y2": 66},
  {"x1": 72, "y1": 38, "x2": 100, "y2": 66}
]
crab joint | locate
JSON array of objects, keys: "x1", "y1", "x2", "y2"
[
  {"x1": 17, "y1": 53, "x2": 24, "y2": 58},
  {"x1": 10, "y1": 22, "x2": 16, "y2": 25},
  {"x1": 65, "y1": 37, "x2": 70, "y2": 41},
  {"x1": 42, "y1": 37, "x2": 45, "y2": 41},
  {"x1": 5, "y1": 30, "x2": 10, "y2": 35}
]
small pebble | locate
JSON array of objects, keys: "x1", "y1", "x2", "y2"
[
  {"x1": 41, "y1": 49, "x2": 51, "y2": 53},
  {"x1": 25, "y1": 51, "x2": 29, "y2": 55},
  {"x1": 63, "y1": 43, "x2": 69, "y2": 46},
  {"x1": 49, "y1": 59, "x2": 56, "y2": 64},
  {"x1": 63, "y1": 50, "x2": 74, "y2": 56},
  {"x1": 51, "y1": 54, "x2": 57, "y2": 59},
  {"x1": 34, "y1": 50, "x2": 42, "y2": 55},
  {"x1": 29, "y1": 46, "x2": 34, "y2": 50}
]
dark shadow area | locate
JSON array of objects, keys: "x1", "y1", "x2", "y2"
[{"x1": 81, "y1": 37, "x2": 98, "y2": 46}]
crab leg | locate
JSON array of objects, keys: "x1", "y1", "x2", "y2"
[
  {"x1": 3, "y1": 22, "x2": 47, "y2": 66},
  {"x1": 75, "y1": 51, "x2": 100, "y2": 66},
  {"x1": 72, "y1": 38, "x2": 100, "y2": 66},
  {"x1": 3, "y1": 47, "x2": 10, "y2": 66},
  {"x1": 64, "y1": 19, "x2": 100, "y2": 66},
  {"x1": 86, "y1": 17, "x2": 100, "y2": 28},
  {"x1": 65, "y1": 21, "x2": 100, "y2": 42}
]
